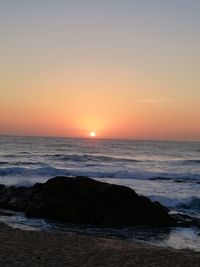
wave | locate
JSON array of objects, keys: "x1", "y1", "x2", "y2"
[
  {"x1": 149, "y1": 195, "x2": 200, "y2": 212},
  {"x1": 176, "y1": 197, "x2": 200, "y2": 211},
  {"x1": 0, "y1": 166, "x2": 69, "y2": 177},
  {"x1": 0, "y1": 165, "x2": 199, "y2": 182},
  {"x1": 44, "y1": 153, "x2": 141, "y2": 164},
  {"x1": 183, "y1": 159, "x2": 200, "y2": 164},
  {"x1": 2, "y1": 154, "x2": 18, "y2": 158},
  {"x1": 11, "y1": 161, "x2": 44, "y2": 166},
  {"x1": 30, "y1": 153, "x2": 200, "y2": 166},
  {"x1": 0, "y1": 166, "x2": 141, "y2": 179},
  {"x1": 149, "y1": 177, "x2": 175, "y2": 181},
  {"x1": 0, "y1": 161, "x2": 9, "y2": 165},
  {"x1": 164, "y1": 159, "x2": 200, "y2": 166},
  {"x1": 0, "y1": 161, "x2": 45, "y2": 167},
  {"x1": 149, "y1": 177, "x2": 194, "y2": 183}
]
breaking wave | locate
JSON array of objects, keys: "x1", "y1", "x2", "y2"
[
  {"x1": 0, "y1": 165, "x2": 199, "y2": 182},
  {"x1": 150, "y1": 195, "x2": 200, "y2": 212}
]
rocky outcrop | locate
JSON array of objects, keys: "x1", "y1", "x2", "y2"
[
  {"x1": 0, "y1": 184, "x2": 32, "y2": 211},
  {"x1": 0, "y1": 176, "x2": 176, "y2": 227}
]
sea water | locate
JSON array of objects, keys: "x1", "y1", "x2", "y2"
[{"x1": 0, "y1": 135, "x2": 200, "y2": 250}]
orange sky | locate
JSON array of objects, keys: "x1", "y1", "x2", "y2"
[{"x1": 0, "y1": 1, "x2": 200, "y2": 141}]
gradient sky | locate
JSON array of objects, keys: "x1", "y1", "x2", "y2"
[{"x1": 0, "y1": 0, "x2": 200, "y2": 140}]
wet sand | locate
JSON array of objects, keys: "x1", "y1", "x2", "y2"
[{"x1": 0, "y1": 223, "x2": 199, "y2": 267}]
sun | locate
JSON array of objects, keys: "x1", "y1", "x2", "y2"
[{"x1": 89, "y1": 131, "x2": 96, "y2": 137}]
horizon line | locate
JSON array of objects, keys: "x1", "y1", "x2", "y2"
[{"x1": 0, "y1": 133, "x2": 199, "y2": 143}]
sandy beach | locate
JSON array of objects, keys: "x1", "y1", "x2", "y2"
[{"x1": 0, "y1": 223, "x2": 199, "y2": 267}]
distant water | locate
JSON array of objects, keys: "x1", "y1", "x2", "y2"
[{"x1": 0, "y1": 135, "x2": 200, "y2": 251}]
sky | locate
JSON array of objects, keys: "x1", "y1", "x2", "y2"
[{"x1": 0, "y1": 0, "x2": 200, "y2": 141}]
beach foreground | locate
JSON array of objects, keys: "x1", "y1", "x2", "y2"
[{"x1": 0, "y1": 223, "x2": 199, "y2": 267}]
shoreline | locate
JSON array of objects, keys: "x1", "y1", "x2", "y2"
[{"x1": 0, "y1": 222, "x2": 199, "y2": 267}]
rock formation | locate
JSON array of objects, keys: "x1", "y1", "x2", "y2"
[{"x1": 0, "y1": 176, "x2": 177, "y2": 228}]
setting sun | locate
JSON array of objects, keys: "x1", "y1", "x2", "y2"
[{"x1": 89, "y1": 131, "x2": 96, "y2": 137}]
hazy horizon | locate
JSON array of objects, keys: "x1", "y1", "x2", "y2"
[{"x1": 1, "y1": 1, "x2": 200, "y2": 141}]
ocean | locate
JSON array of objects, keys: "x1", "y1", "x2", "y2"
[{"x1": 0, "y1": 135, "x2": 200, "y2": 251}]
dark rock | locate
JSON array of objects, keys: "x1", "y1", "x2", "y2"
[
  {"x1": 25, "y1": 176, "x2": 176, "y2": 227},
  {"x1": 0, "y1": 184, "x2": 33, "y2": 211},
  {"x1": 0, "y1": 177, "x2": 177, "y2": 228}
]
